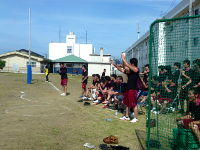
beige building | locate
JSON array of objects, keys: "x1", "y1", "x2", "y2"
[{"x1": 0, "y1": 49, "x2": 48, "y2": 73}]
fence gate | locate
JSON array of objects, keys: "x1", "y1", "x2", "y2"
[{"x1": 147, "y1": 15, "x2": 200, "y2": 150}]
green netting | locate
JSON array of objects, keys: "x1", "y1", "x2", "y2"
[{"x1": 147, "y1": 15, "x2": 200, "y2": 150}]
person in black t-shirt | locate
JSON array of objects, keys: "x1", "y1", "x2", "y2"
[
  {"x1": 59, "y1": 63, "x2": 68, "y2": 96},
  {"x1": 172, "y1": 62, "x2": 181, "y2": 85},
  {"x1": 102, "y1": 69, "x2": 106, "y2": 77},
  {"x1": 176, "y1": 88, "x2": 200, "y2": 141},
  {"x1": 192, "y1": 59, "x2": 200, "y2": 89},
  {"x1": 112, "y1": 53, "x2": 139, "y2": 123},
  {"x1": 179, "y1": 59, "x2": 193, "y2": 114},
  {"x1": 81, "y1": 65, "x2": 88, "y2": 98}
]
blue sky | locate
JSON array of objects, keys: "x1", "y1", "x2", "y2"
[{"x1": 0, "y1": 0, "x2": 181, "y2": 58}]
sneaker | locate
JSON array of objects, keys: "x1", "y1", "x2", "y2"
[
  {"x1": 60, "y1": 93, "x2": 66, "y2": 96},
  {"x1": 87, "y1": 97, "x2": 92, "y2": 101},
  {"x1": 82, "y1": 96, "x2": 88, "y2": 100},
  {"x1": 93, "y1": 100, "x2": 99, "y2": 103},
  {"x1": 119, "y1": 116, "x2": 130, "y2": 121},
  {"x1": 153, "y1": 111, "x2": 159, "y2": 115},
  {"x1": 130, "y1": 118, "x2": 138, "y2": 123}
]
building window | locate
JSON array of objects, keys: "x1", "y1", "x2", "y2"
[
  {"x1": 195, "y1": 9, "x2": 199, "y2": 15},
  {"x1": 27, "y1": 61, "x2": 36, "y2": 67},
  {"x1": 185, "y1": 41, "x2": 188, "y2": 48},
  {"x1": 170, "y1": 46, "x2": 173, "y2": 52},
  {"x1": 194, "y1": 37, "x2": 199, "y2": 46},
  {"x1": 67, "y1": 46, "x2": 72, "y2": 53}
]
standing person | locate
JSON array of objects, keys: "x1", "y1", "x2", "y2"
[
  {"x1": 59, "y1": 63, "x2": 68, "y2": 96},
  {"x1": 81, "y1": 65, "x2": 88, "y2": 99},
  {"x1": 112, "y1": 53, "x2": 140, "y2": 123},
  {"x1": 179, "y1": 59, "x2": 193, "y2": 114},
  {"x1": 102, "y1": 69, "x2": 106, "y2": 77},
  {"x1": 44, "y1": 65, "x2": 49, "y2": 82}
]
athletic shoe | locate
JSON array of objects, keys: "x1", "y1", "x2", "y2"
[
  {"x1": 87, "y1": 97, "x2": 92, "y2": 101},
  {"x1": 93, "y1": 100, "x2": 99, "y2": 103},
  {"x1": 119, "y1": 116, "x2": 130, "y2": 121},
  {"x1": 82, "y1": 96, "x2": 88, "y2": 100},
  {"x1": 153, "y1": 111, "x2": 159, "y2": 115},
  {"x1": 130, "y1": 118, "x2": 138, "y2": 123},
  {"x1": 60, "y1": 93, "x2": 66, "y2": 96}
]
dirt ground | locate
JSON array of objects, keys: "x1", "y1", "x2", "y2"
[{"x1": 0, "y1": 73, "x2": 146, "y2": 150}]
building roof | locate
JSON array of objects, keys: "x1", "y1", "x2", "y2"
[
  {"x1": 16, "y1": 49, "x2": 45, "y2": 58},
  {"x1": 0, "y1": 50, "x2": 47, "y2": 62},
  {"x1": 53, "y1": 55, "x2": 87, "y2": 63}
]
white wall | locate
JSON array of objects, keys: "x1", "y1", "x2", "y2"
[
  {"x1": 88, "y1": 63, "x2": 111, "y2": 76},
  {"x1": 49, "y1": 43, "x2": 69, "y2": 60},
  {"x1": 49, "y1": 42, "x2": 93, "y2": 61},
  {"x1": 79, "y1": 44, "x2": 93, "y2": 61}
]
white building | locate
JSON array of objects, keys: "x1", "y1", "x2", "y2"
[
  {"x1": 49, "y1": 32, "x2": 111, "y2": 76},
  {"x1": 125, "y1": 0, "x2": 200, "y2": 71}
]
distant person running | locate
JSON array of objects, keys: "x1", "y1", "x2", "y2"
[
  {"x1": 81, "y1": 65, "x2": 88, "y2": 99},
  {"x1": 102, "y1": 69, "x2": 106, "y2": 77},
  {"x1": 59, "y1": 63, "x2": 68, "y2": 96},
  {"x1": 44, "y1": 65, "x2": 49, "y2": 82}
]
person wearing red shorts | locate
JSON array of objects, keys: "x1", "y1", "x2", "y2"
[
  {"x1": 112, "y1": 53, "x2": 140, "y2": 123},
  {"x1": 176, "y1": 88, "x2": 200, "y2": 141},
  {"x1": 81, "y1": 65, "x2": 88, "y2": 99},
  {"x1": 59, "y1": 63, "x2": 68, "y2": 96}
]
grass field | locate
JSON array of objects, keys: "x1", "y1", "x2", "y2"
[{"x1": 0, "y1": 73, "x2": 146, "y2": 150}]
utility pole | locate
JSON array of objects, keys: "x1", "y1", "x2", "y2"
[
  {"x1": 137, "y1": 23, "x2": 140, "y2": 40},
  {"x1": 188, "y1": 0, "x2": 193, "y2": 60},
  {"x1": 29, "y1": 8, "x2": 31, "y2": 65},
  {"x1": 27, "y1": 8, "x2": 32, "y2": 84}
]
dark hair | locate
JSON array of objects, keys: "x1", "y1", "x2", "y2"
[
  {"x1": 96, "y1": 74, "x2": 100, "y2": 79},
  {"x1": 193, "y1": 59, "x2": 200, "y2": 67},
  {"x1": 117, "y1": 76, "x2": 123, "y2": 82},
  {"x1": 174, "y1": 62, "x2": 181, "y2": 69},
  {"x1": 190, "y1": 87, "x2": 200, "y2": 95},
  {"x1": 82, "y1": 65, "x2": 87, "y2": 69},
  {"x1": 60, "y1": 63, "x2": 64, "y2": 65},
  {"x1": 130, "y1": 58, "x2": 138, "y2": 67},
  {"x1": 158, "y1": 65, "x2": 165, "y2": 71},
  {"x1": 100, "y1": 79, "x2": 106, "y2": 84},
  {"x1": 92, "y1": 74, "x2": 96, "y2": 77},
  {"x1": 183, "y1": 59, "x2": 190, "y2": 66},
  {"x1": 104, "y1": 76, "x2": 111, "y2": 82},
  {"x1": 145, "y1": 64, "x2": 149, "y2": 68},
  {"x1": 111, "y1": 74, "x2": 117, "y2": 79}
]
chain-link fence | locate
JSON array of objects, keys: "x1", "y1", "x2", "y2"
[{"x1": 146, "y1": 15, "x2": 200, "y2": 150}]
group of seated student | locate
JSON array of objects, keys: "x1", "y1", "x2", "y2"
[
  {"x1": 82, "y1": 60, "x2": 150, "y2": 123},
  {"x1": 86, "y1": 73, "x2": 127, "y2": 112},
  {"x1": 150, "y1": 58, "x2": 200, "y2": 115}
]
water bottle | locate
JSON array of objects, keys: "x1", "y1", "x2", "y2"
[{"x1": 115, "y1": 111, "x2": 118, "y2": 116}]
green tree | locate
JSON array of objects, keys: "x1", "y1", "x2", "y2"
[{"x1": 0, "y1": 60, "x2": 6, "y2": 69}]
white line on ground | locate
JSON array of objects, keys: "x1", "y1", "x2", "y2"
[
  {"x1": 19, "y1": 91, "x2": 31, "y2": 101},
  {"x1": 48, "y1": 82, "x2": 61, "y2": 93}
]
